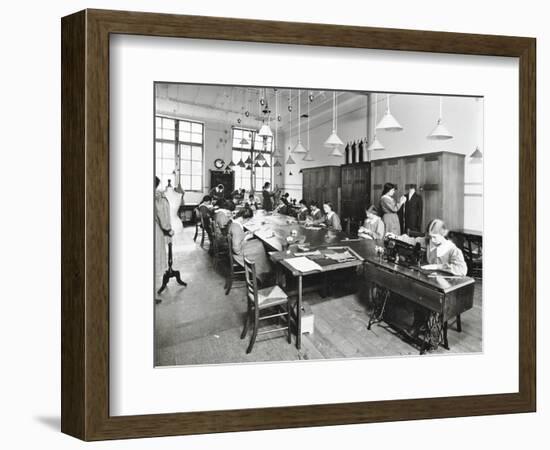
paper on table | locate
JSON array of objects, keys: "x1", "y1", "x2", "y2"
[{"x1": 285, "y1": 257, "x2": 323, "y2": 273}]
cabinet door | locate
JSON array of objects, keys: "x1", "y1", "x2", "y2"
[
  {"x1": 404, "y1": 157, "x2": 420, "y2": 190},
  {"x1": 420, "y1": 154, "x2": 442, "y2": 231},
  {"x1": 371, "y1": 161, "x2": 386, "y2": 206}
]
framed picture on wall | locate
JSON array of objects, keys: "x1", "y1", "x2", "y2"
[{"x1": 61, "y1": 9, "x2": 536, "y2": 440}]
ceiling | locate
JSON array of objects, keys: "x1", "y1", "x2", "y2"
[{"x1": 155, "y1": 83, "x2": 372, "y2": 134}]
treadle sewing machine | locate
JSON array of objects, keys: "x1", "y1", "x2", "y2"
[
  {"x1": 365, "y1": 237, "x2": 475, "y2": 354},
  {"x1": 383, "y1": 236, "x2": 423, "y2": 267}
]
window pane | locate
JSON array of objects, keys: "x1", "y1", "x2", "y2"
[
  {"x1": 166, "y1": 118, "x2": 176, "y2": 129},
  {"x1": 191, "y1": 176, "x2": 202, "y2": 191},
  {"x1": 161, "y1": 158, "x2": 175, "y2": 174},
  {"x1": 179, "y1": 120, "x2": 191, "y2": 132},
  {"x1": 191, "y1": 161, "x2": 202, "y2": 175},
  {"x1": 179, "y1": 131, "x2": 192, "y2": 142},
  {"x1": 181, "y1": 160, "x2": 191, "y2": 175},
  {"x1": 191, "y1": 146, "x2": 202, "y2": 161},
  {"x1": 191, "y1": 132, "x2": 202, "y2": 144},
  {"x1": 191, "y1": 122, "x2": 202, "y2": 133},
  {"x1": 156, "y1": 117, "x2": 162, "y2": 128},
  {"x1": 180, "y1": 144, "x2": 191, "y2": 160},
  {"x1": 181, "y1": 176, "x2": 191, "y2": 191},
  {"x1": 163, "y1": 142, "x2": 175, "y2": 159},
  {"x1": 233, "y1": 128, "x2": 242, "y2": 139},
  {"x1": 155, "y1": 157, "x2": 163, "y2": 176},
  {"x1": 162, "y1": 129, "x2": 175, "y2": 141},
  {"x1": 155, "y1": 141, "x2": 163, "y2": 156}
]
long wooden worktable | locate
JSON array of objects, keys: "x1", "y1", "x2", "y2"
[{"x1": 243, "y1": 210, "x2": 475, "y2": 353}]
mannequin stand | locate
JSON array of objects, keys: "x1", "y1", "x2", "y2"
[{"x1": 157, "y1": 242, "x2": 187, "y2": 294}]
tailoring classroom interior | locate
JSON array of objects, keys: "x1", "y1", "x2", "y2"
[{"x1": 154, "y1": 83, "x2": 483, "y2": 366}]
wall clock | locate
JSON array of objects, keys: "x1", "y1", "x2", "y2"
[{"x1": 214, "y1": 158, "x2": 225, "y2": 169}]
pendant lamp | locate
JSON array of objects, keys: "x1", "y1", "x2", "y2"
[
  {"x1": 255, "y1": 152, "x2": 265, "y2": 162},
  {"x1": 244, "y1": 156, "x2": 252, "y2": 164},
  {"x1": 428, "y1": 96, "x2": 453, "y2": 140},
  {"x1": 257, "y1": 88, "x2": 273, "y2": 137},
  {"x1": 470, "y1": 99, "x2": 483, "y2": 163},
  {"x1": 228, "y1": 160, "x2": 235, "y2": 167},
  {"x1": 302, "y1": 95, "x2": 315, "y2": 161},
  {"x1": 254, "y1": 161, "x2": 262, "y2": 168},
  {"x1": 292, "y1": 90, "x2": 307, "y2": 153},
  {"x1": 272, "y1": 89, "x2": 282, "y2": 157},
  {"x1": 324, "y1": 91, "x2": 345, "y2": 147},
  {"x1": 262, "y1": 160, "x2": 270, "y2": 168},
  {"x1": 368, "y1": 93, "x2": 385, "y2": 151},
  {"x1": 237, "y1": 158, "x2": 245, "y2": 168},
  {"x1": 376, "y1": 94, "x2": 403, "y2": 132},
  {"x1": 286, "y1": 155, "x2": 296, "y2": 165},
  {"x1": 330, "y1": 146, "x2": 344, "y2": 157},
  {"x1": 258, "y1": 122, "x2": 273, "y2": 138},
  {"x1": 274, "y1": 159, "x2": 282, "y2": 167}
]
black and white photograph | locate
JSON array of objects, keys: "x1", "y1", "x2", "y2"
[{"x1": 154, "y1": 83, "x2": 484, "y2": 366}]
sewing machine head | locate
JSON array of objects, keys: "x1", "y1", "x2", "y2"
[{"x1": 383, "y1": 236, "x2": 422, "y2": 266}]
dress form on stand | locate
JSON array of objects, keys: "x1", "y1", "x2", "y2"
[{"x1": 164, "y1": 180, "x2": 184, "y2": 235}]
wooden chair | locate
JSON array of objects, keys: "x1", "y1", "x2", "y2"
[
  {"x1": 225, "y1": 232, "x2": 245, "y2": 295},
  {"x1": 193, "y1": 207, "x2": 200, "y2": 242},
  {"x1": 198, "y1": 213, "x2": 212, "y2": 249},
  {"x1": 210, "y1": 220, "x2": 229, "y2": 270},
  {"x1": 240, "y1": 257, "x2": 292, "y2": 354}
]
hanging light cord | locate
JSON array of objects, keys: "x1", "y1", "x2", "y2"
[
  {"x1": 335, "y1": 92, "x2": 338, "y2": 134},
  {"x1": 297, "y1": 89, "x2": 301, "y2": 142},
  {"x1": 307, "y1": 95, "x2": 310, "y2": 150}
]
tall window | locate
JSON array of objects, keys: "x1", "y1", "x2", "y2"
[
  {"x1": 232, "y1": 127, "x2": 272, "y2": 192},
  {"x1": 155, "y1": 116, "x2": 204, "y2": 191},
  {"x1": 178, "y1": 120, "x2": 204, "y2": 191}
]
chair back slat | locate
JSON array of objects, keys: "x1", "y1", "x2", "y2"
[{"x1": 243, "y1": 257, "x2": 258, "y2": 305}]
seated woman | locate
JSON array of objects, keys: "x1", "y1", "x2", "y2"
[
  {"x1": 228, "y1": 207, "x2": 272, "y2": 283},
  {"x1": 358, "y1": 205, "x2": 385, "y2": 240},
  {"x1": 296, "y1": 199, "x2": 309, "y2": 221},
  {"x1": 305, "y1": 201, "x2": 325, "y2": 226},
  {"x1": 322, "y1": 202, "x2": 342, "y2": 231},
  {"x1": 213, "y1": 199, "x2": 233, "y2": 235},
  {"x1": 246, "y1": 193, "x2": 259, "y2": 210},
  {"x1": 395, "y1": 218, "x2": 468, "y2": 276}
]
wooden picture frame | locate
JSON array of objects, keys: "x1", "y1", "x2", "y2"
[{"x1": 61, "y1": 9, "x2": 536, "y2": 441}]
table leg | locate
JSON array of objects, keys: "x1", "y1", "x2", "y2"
[{"x1": 297, "y1": 275, "x2": 302, "y2": 350}]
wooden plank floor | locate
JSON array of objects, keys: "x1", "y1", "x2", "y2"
[{"x1": 155, "y1": 226, "x2": 482, "y2": 366}]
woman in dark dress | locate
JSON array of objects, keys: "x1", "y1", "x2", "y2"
[
  {"x1": 379, "y1": 182, "x2": 406, "y2": 235},
  {"x1": 261, "y1": 182, "x2": 278, "y2": 211}
]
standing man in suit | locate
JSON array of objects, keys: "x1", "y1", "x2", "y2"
[{"x1": 401, "y1": 184, "x2": 423, "y2": 234}]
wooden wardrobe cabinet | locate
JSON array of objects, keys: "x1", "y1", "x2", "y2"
[
  {"x1": 209, "y1": 170, "x2": 234, "y2": 197},
  {"x1": 370, "y1": 151, "x2": 465, "y2": 232},
  {"x1": 301, "y1": 165, "x2": 341, "y2": 213},
  {"x1": 341, "y1": 162, "x2": 371, "y2": 220}
]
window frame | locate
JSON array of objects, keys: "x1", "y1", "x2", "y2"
[
  {"x1": 155, "y1": 116, "x2": 205, "y2": 192},
  {"x1": 231, "y1": 126, "x2": 272, "y2": 192}
]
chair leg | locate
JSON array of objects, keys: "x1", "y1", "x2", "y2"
[
  {"x1": 456, "y1": 314, "x2": 462, "y2": 332},
  {"x1": 193, "y1": 223, "x2": 198, "y2": 242},
  {"x1": 225, "y1": 270, "x2": 233, "y2": 295},
  {"x1": 200, "y1": 227, "x2": 205, "y2": 247},
  {"x1": 246, "y1": 309, "x2": 259, "y2": 354},
  {"x1": 241, "y1": 304, "x2": 250, "y2": 339},
  {"x1": 287, "y1": 299, "x2": 292, "y2": 344}
]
